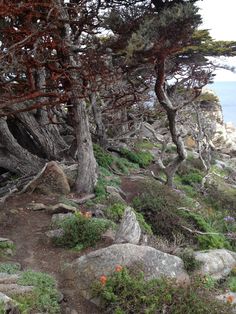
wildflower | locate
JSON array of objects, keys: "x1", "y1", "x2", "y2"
[
  {"x1": 226, "y1": 295, "x2": 235, "y2": 304},
  {"x1": 100, "y1": 275, "x2": 107, "y2": 286},
  {"x1": 115, "y1": 265, "x2": 123, "y2": 272},
  {"x1": 224, "y1": 216, "x2": 235, "y2": 222}
]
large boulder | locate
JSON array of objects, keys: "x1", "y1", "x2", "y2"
[
  {"x1": 114, "y1": 207, "x2": 141, "y2": 245},
  {"x1": 23, "y1": 161, "x2": 70, "y2": 195},
  {"x1": 65, "y1": 243, "x2": 189, "y2": 300},
  {"x1": 194, "y1": 249, "x2": 236, "y2": 279}
]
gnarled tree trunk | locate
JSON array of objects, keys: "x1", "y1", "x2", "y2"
[
  {"x1": 155, "y1": 55, "x2": 187, "y2": 187},
  {"x1": 0, "y1": 118, "x2": 44, "y2": 175}
]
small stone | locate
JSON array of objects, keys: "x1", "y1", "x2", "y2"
[
  {"x1": 51, "y1": 213, "x2": 73, "y2": 226},
  {"x1": 46, "y1": 229, "x2": 65, "y2": 239},
  {"x1": 114, "y1": 207, "x2": 141, "y2": 245},
  {"x1": 29, "y1": 203, "x2": 47, "y2": 211},
  {"x1": 48, "y1": 203, "x2": 78, "y2": 214}
]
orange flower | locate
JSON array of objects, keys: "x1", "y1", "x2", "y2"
[
  {"x1": 115, "y1": 265, "x2": 123, "y2": 272},
  {"x1": 82, "y1": 211, "x2": 92, "y2": 218},
  {"x1": 100, "y1": 275, "x2": 107, "y2": 286},
  {"x1": 226, "y1": 295, "x2": 235, "y2": 304}
]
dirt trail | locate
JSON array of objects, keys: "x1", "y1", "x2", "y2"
[{"x1": 0, "y1": 194, "x2": 100, "y2": 314}]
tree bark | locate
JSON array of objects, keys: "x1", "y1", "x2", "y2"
[
  {"x1": 91, "y1": 92, "x2": 108, "y2": 148},
  {"x1": 0, "y1": 118, "x2": 44, "y2": 175},
  {"x1": 54, "y1": 0, "x2": 98, "y2": 194},
  {"x1": 155, "y1": 55, "x2": 187, "y2": 187},
  {"x1": 72, "y1": 100, "x2": 98, "y2": 194}
]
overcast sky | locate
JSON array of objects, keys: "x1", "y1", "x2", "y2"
[{"x1": 197, "y1": 0, "x2": 236, "y2": 81}]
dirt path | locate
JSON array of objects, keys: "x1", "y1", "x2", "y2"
[{"x1": 0, "y1": 194, "x2": 101, "y2": 314}]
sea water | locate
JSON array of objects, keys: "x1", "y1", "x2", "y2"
[{"x1": 208, "y1": 81, "x2": 236, "y2": 126}]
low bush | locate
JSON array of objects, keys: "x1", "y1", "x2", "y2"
[
  {"x1": 16, "y1": 270, "x2": 60, "y2": 313},
  {"x1": 179, "y1": 248, "x2": 202, "y2": 273},
  {"x1": 92, "y1": 267, "x2": 232, "y2": 314},
  {"x1": 179, "y1": 209, "x2": 231, "y2": 250},
  {"x1": 120, "y1": 148, "x2": 153, "y2": 168},
  {"x1": 104, "y1": 203, "x2": 153, "y2": 235},
  {"x1": 93, "y1": 144, "x2": 113, "y2": 169},
  {"x1": 54, "y1": 213, "x2": 113, "y2": 250},
  {"x1": 132, "y1": 179, "x2": 191, "y2": 241},
  {"x1": 0, "y1": 263, "x2": 20, "y2": 274},
  {"x1": 181, "y1": 169, "x2": 204, "y2": 186}
]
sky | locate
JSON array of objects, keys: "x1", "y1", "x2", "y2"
[{"x1": 197, "y1": 0, "x2": 236, "y2": 81}]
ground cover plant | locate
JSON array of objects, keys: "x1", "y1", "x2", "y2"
[{"x1": 92, "y1": 267, "x2": 233, "y2": 314}]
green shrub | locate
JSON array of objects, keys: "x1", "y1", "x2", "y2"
[
  {"x1": 16, "y1": 270, "x2": 60, "y2": 313},
  {"x1": 92, "y1": 267, "x2": 232, "y2": 314},
  {"x1": 179, "y1": 248, "x2": 202, "y2": 273},
  {"x1": 54, "y1": 213, "x2": 113, "y2": 250},
  {"x1": 132, "y1": 180, "x2": 190, "y2": 241},
  {"x1": 105, "y1": 203, "x2": 126, "y2": 222},
  {"x1": 120, "y1": 148, "x2": 153, "y2": 168},
  {"x1": 228, "y1": 276, "x2": 236, "y2": 292},
  {"x1": 179, "y1": 209, "x2": 231, "y2": 250},
  {"x1": 104, "y1": 203, "x2": 153, "y2": 235},
  {"x1": 181, "y1": 169, "x2": 204, "y2": 186},
  {"x1": 0, "y1": 263, "x2": 20, "y2": 274},
  {"x1": 93, "y1": 144, "x2": 113, "y2": 169}
]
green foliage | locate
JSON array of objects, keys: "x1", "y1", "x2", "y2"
[
  {"x1": 105, "y1": 203, "x2": 126, "y2": 223},
  {"x1": 0, "y1": 241, "x2": 14, "y2": 250},
  {"x1": 179, "y1": 209, "x2": 231, "y2": 250},
  {"x1": 0, "y1": 263, "x2": 20, "y2": 274},
  {"x1": 132, "y1": 179, "x2": 189, "y2": 241},
  {"x1": 16, "y1": 270, "x2": 60, "y2": 314},
  {"x1": 104, "y1": 203, "x2": 153, "y2": 235},
  {"x1": 134, "y1": 140, "x2": 156, "y2": 150},
  {"x1": 228, "y1": 276, "x2": 236, "y2": 292},
  {"x1": 92, "y1": 267, "x2": 232, "y2": 314},
  {"x1": 93, "y1": 144, "x2": 113, "y2": 169},
  {"x1": 202, "y1": 275, "x2": 217, "y2": 290},
  {"x1": 54, "y1": 213, "x2": 113, "y2": 250},
  {"x1": 120, "y1": 148, "x2": 153, "y2": 168},
  {"x1": 179, "y1": 248, "x2": 201, "y2": 273},
  {"x1": 181, "y1": 169, "x2": 203, "y2": 186},
  {"x1": 113, "y1": 156, "x2": 139, "y2": 174}
]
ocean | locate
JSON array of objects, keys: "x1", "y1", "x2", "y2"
[{"x1": 208, "y1": 81, "x2": 236, "y2": 126}]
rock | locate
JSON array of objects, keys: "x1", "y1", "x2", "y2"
[
  {"x1": 114, "y1": 207, "x2": 141, "y2": 245},
  {"x1": 101, "y1": 228, "x2": 115, "y2": 243},
  {"x1": 106, "y1": 186, "x2": 126, "y2": 199},
  {"x1": 62, "y1": 164, "x2": 78, "y2": 187},
  {"x1": 65, "y1": 243, "x2": 189, "y2": 300},
  {"x1": 23, "y1": 161, "x2": 70, "y2": 195},
  {"x1": 194, "y1": 249, "x2": 236, "y2": 279},
  {"x1": 51, "y1": 213, "x2": 73, "y2": 226},
  {"x1": 48, "y1": 203, "x2": 78, "y2": 214},
  {"x1": 0, "y1": 274, "x2": 19, "y2": 284},
  {"x1": 0, "y1": 283, "x2": 34, "y2": 296},
  {"x1": 46, "y1": 229, "x2": 65, "y2": 239},
  {"x1": 0, "y1": 292, "x2": 20, "y2": 314}
]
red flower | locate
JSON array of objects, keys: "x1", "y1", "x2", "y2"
[
  {"x1": 100, "y1": 275, "x2": 107, "y2": 286},
  {"x1": 115, "y1": 265, "x2": 123, "y2": 272}
]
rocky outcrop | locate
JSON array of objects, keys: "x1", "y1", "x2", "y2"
[
  {"x1": 0, "y1": 292, "x2": 20, "y2": 314},
  {"x1": 114, "y1": 207, "x2": 141, "y2": 245},
  {"x1": 194, "y1": 249, "x2": 236, "y2": 279},
  {"x1": 65, "y1": 243, "x2": 189, "y2": 300},
  {"x1": 22, "y1": 161, "x2": 70, "y2": 195}
]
